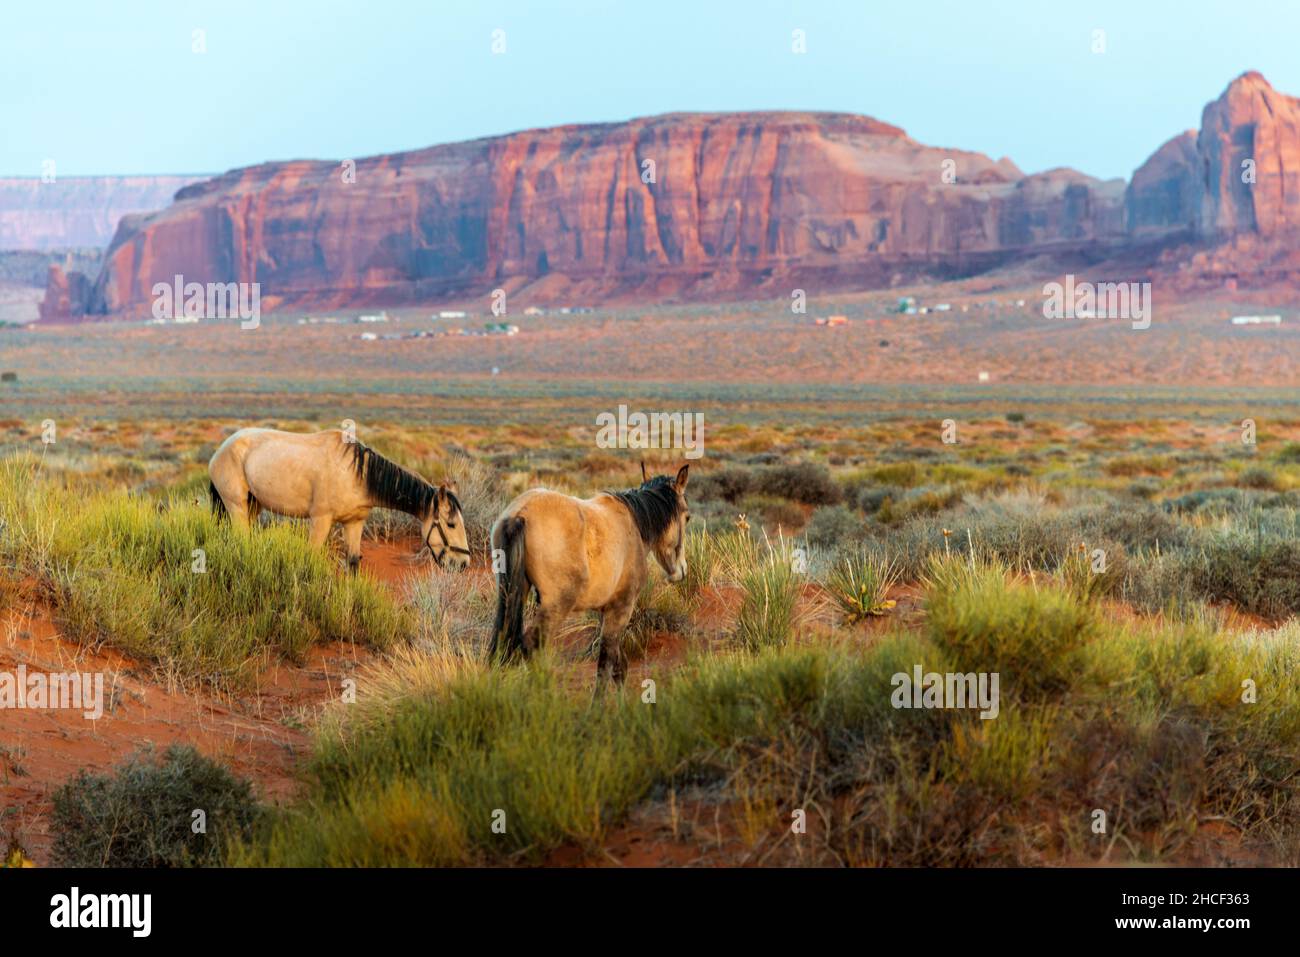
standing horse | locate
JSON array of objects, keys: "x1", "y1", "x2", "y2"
[
  {"x1": 490, "y1": 464, "x2": 689, "y2": 686},
  {"x1": 207, "y1": 428, "x2": 470, "y2": 571}
]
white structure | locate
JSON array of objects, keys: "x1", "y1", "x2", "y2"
[{"x1": 1231, "y1": 315, "x2": 1282, "y2": 325}]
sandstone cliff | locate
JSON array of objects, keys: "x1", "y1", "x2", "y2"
[
  {"x1": 65, "y1": 113, "x2": 1129, "y2": 317},
  {"x1": 1126, "y1": 72, "x2": 1300, "y2": 241},
  {"x1": 45, "y1": 72, "x2": 1300, "y2": 319}
]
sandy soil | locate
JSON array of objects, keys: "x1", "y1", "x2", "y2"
[{"x1": 0, "y1": 542, "x2": 424, "y2": 865}]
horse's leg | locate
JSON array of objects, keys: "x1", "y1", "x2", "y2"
[
  {"x1": 225, "y1": 499, "x2": 253, "y2": 530},
  {"x1": 525, "y1": 586, "x2": 577, "y2": 656},
  {"x1": 213, "y1": 473, "x2": 252, "y2": 530},
  {"x1": 308, "y1": 514, "x2": 333, "y2": 551},
  {"x1": 595, "y1": 595, "x2": 636, "y2": 690},
  {"x1": 342, "y1": 520, "x2": 364, "y2": 574}
]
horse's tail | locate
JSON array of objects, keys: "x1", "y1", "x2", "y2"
[
  {"x1": 209, "y1": 481, "x2": 228, "y2": 521},
  {"x1": 489, "y1": 516, "x2": 529, "y2": 664}
]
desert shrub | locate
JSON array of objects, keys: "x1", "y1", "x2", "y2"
[
  {"x1": 1120, "y1": 549, "x2": 1199, "y2": 616},
  {"x1": 692, "y1": 465, "x2": 754, "y2": 503},
  {"x1": 869, "y1": 461, "x2": 922, "y2": 487},
  {"x1": 1104, "y1": 455, "x2": 1171, "y2": 477},
  {"x1": 853, "y1": 483, "x2": 905, "y2": 514},
  {"x1": 1180, "y1": 531, "x2": 1300, "y2": 620},
  {"x1": 1126, "y1": 477, "x2": 1161, "y2": 500},
  {"x1": 925, "y1": 562, "x2": 1097, "y2": 700},
  {"x1": 826, "y1": 551, "x2": 899, "y2": 622},
  {"x1": 681, "y1": 526, "x2": 715, "y2": 602},
  {"x1": 440, "y1": 452, "x2": 510, "y2": 561},
  {"x1": 1078, "y1": 502, "x2": 1186, "y2": 551},
  {"x1": 51, "y1": 746, "x2": 259, "y2": 867},
  {"x1": 737, "y1": 494, "x2": 805, "y2": 531},
  {"x1": 751, "y1": 461, "x2": 841, "y2": 505},
  {"x1": 1276, "y1": 442, "x2": 1300, "y2": 464},
  {"x1": 1058, "y1": 541, "x2": 1125, "y2": 603},
  {"x1": 405, "y1": 569, "x2": 491, "y2": 659},
  {"x1": 804, "y1": 504, "x2": 865, "y2": 548},
  {"x1": 893, "y1": 485, "x2": 964, "y2": 520},
  {"x1": 622, "y1": 580, "x2": 693, "y2": 658},
  {"x1": 1165, "y1": 487, "x2": 1253, "y2": 516},
  {"x1": 1238, "y1": 466, "x2": 1282, "y2": 491}
]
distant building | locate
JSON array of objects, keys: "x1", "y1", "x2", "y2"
[
  {"x1": 438, "y1": 310, "x2": 467, "y2": 319},
  {"x1": 1231, "y1": 315, "x2": 1282, "y2": 325},
  {"x1": 357, "y1": 311, "x2": 390, "y2": 323}
]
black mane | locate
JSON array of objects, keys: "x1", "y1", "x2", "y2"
[
  {"x1": 608, "y1": 475, "x2": 683, "y2": 544},
  {"x1": 351, "y1": 443, "x2": 458, "y2": 518}
]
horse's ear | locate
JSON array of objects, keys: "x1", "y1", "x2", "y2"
[
  {"x1": 675, "y1": 464, "x2": 690, "y2": 493},
  {"x1": 435, "y1": 485, "x2": 454, "y2": 518},
  {"x1": 640, "y1": 460, "x2": 648, "y2": 484},
  {"x1": 442, "y1": 478, "x2": 458, "y2": 495}
]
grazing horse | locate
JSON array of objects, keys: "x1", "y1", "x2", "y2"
[
  {"x1": 490, "y1": 464, "x2": 690, "y2": 686},
  {"x1": 207, "y1": 428, "x2": 470, "y2": 572}
]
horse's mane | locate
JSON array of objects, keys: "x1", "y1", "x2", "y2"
[
  {"x1": 608, "y1": 475, "x2": 683, "y2": 544},
  {"x1": 350, "y1": 443, "x2": 459, "y2": 518}
]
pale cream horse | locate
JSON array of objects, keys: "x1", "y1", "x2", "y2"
[
  {"x1": 208, "y1": 428, "x2": 470, "y2": 571},
  {"x1": 490, "y1": 464, "x2": 689, "y2": 686}
]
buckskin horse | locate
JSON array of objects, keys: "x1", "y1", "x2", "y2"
[
  {"x1": 208, "y1": 428, "x2": 470, "y2": 572},
  {"x1": 489, "y1": 464, "x2": 690, "y2": 687}
]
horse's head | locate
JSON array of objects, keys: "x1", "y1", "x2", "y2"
[
  {"x1": 650, "y1": 464, "x2": 690, "y2": 583},
  {"x1": 422, "y1": 482, "x2": 471, "y2": 571}
]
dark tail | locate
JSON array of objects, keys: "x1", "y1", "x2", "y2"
[
  {"x1": 209, "y1": 481, "x2": 229, "y2": 520},
  {"x1": 489, "y1": 516, "x2": 529, "y2": 664}
]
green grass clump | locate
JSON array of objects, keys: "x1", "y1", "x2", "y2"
[
  {"x1": 232, "y1": 606, "x2": 1300, "y2": 867},
  {"x1": 236, "y1": 663, "x2": 672, "y2": 865},
  {"x1": 681, "y1": 525, "x2": 715, "y2": 602},
  {"x1": 925, "y1": 560, "x2": 1097, "y2": 700},
  {"x1": 0, "y1": 459, "x2": 409, "y2": 686},
  {"x1": 735, "y1": 544, "x2": 800, "y2": 652}
]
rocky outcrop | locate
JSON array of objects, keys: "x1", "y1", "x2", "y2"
[
  {"x1": 44, "y1": 72, "x2": 1300, "y2": 320},
  {"x1": 62, "y1": 113, "x2": 1129, "y2": 318},
  {"x1": 1125, "y1": 130, "x2": 1199, "y2": 238},
  {"x1": 38, "y1": 264, "x2": 95, "y2": 321},
  {"x1": 1197, "y1": 71, "x2": 1300, "y2": 238},
  {"x1": 1, "y1": 176, "x2": 205, "y2": 251},
  {"x1": 1125, "y1": 72, "x2": 1300, "y2": 242}
]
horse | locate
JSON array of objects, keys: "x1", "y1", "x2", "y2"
[
  {"x1": 207, "y1": 427, "x2": 471, "y2": 572},
  {"x1": 489, "y1": 464, "x2": 690, "y2": 687}
]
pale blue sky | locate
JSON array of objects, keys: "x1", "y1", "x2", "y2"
[{"x1": 3, "y1": 0, "x2": 1296, "y2": 180}]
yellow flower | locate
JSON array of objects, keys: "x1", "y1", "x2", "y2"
[{"x1": 3, "y1": 846, "x2": 36, "y2": 868}]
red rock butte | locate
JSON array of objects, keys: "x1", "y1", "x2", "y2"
[{"x1": 40, "y1": 72, "x2": 1300, "y2": 320}]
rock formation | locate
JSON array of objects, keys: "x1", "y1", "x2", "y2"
[{"x1": 40, "y1": 72, "x2": 1300, "y2": 319}]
